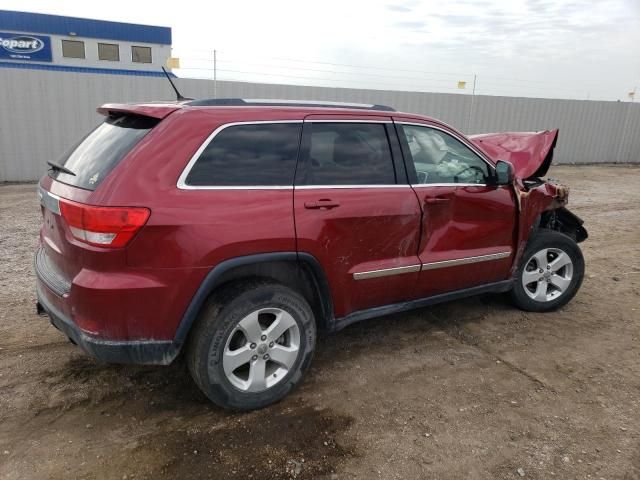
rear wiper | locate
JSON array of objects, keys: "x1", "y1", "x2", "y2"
[{"x1": 47, "y1": 161, "x2": 76, "y2": 176}]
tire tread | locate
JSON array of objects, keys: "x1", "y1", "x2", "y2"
[{"x1": 186, "y1": 278, "x2": 315, "y2": 410}]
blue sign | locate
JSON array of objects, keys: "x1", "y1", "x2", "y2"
[{"x1": 0, "y1": 32, "x2": 52, "y2": 62}]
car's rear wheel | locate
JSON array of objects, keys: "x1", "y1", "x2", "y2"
[
  {"x1": 187, "y1": 280, "x2": 316, "y2": 410},
  {"x1": 510, "y1": 230, "x2": 584, "y2": 312}
]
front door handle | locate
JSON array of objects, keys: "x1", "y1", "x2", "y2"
[
  {"x1": 304, "y1": 199, "x2": 341, "y2": 210},
  {"x1": 425, "y1": 197, "x2": 450, "y2": 205}
]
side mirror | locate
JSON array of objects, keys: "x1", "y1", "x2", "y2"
[{"x1": 495, "y1": 160, "x2": 515, "y2": 185}]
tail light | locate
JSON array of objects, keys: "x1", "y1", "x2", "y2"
[{"x1": 59, "y1": 199, "x2": 150, "y2": 248}]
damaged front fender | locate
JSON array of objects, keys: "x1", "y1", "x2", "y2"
[
  {"x1": 539, "y1": 207, "x2": 588, "y2": 243},
  {"x1": 510, "y1": 178, "x2": 587, "y2": 275}
]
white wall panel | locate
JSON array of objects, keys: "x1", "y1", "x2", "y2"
[{"x1": 1, "y1": 69, "x2": 638, "y2": 181}]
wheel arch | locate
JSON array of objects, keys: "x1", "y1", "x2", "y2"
[
  {"x1": 173, "y1": 252, "x2": 334, "y2": 347},
  {"x1": 538, "y1": 206, "x2": 588, "y2": 243},
  {"x1": 512, "y1": 206, "x2": 587, "y2": 278}
]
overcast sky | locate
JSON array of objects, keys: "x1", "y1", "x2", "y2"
[{"x1": 3, "y1": 0, "x2": 639, "y2": 100}]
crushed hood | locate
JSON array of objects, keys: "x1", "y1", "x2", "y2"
[{"x1": 469, "y1": 129, "x2": 559, "y2": 179}]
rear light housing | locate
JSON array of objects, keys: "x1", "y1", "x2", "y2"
[{"x1": 59, "y1": 199, "x2": 150, "y2": 248}]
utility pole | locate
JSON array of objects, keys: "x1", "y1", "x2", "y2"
[
  {"x1": 213, "y1": 49, "x2": 217, "y2": 99},
  {"x1": 467, "y1": 74, "x2": 477, "y2": 133}
]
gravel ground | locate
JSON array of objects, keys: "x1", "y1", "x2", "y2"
[{"x1": 0, "y1": 165, "x2": 639, "y2": 480}]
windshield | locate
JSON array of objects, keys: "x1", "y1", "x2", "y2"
[{"x1": 50, "y1": 114, "x2": 159, "y2": 190}]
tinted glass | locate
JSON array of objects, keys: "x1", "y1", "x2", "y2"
[
  {"x1": 61, "y1": 40, "x2": 85, "y2": 59},
  {"x1": 401, "y1": 124, "x2": 490, "y2": 184},
  {"x1": 302, "y1": 123, "x2": 396, "y2": 185},
  {"x1": 50, "y1": 115, "x2": 158, "y2": 191},
  {"x1": 131, "y1": 46, "x2": 152, "y2": 63},
  {"x1": 185, "y1": 123, "x2": 302, "y2": 186},
  {"x1": 98, "y1": 43, "x2": 119, "y2": 61}
]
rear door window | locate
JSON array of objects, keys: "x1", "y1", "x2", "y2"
[
  {"x1": 50, "y1": 114, "x2": 158, "y2": 190},
  {"x1": 184, "y1": 123, "x2": 302, "y2": 187},
  {"x1": 298, "y1": 122, "x2": 397, "y2": 185}
]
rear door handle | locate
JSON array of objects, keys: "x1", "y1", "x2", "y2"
[
  {"x1": 304, "y1": 199, "x2": 341, "y2": 210},
  {"x1": 425, "y1": 197, "x2": 450, "y2": 205}
]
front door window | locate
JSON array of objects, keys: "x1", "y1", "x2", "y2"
[{"x1": 401, "y1": 124, "x2": 490, "y2": 185}]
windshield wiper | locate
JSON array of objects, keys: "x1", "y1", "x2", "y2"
[{"x1": 47, "y1": 161, "x2": 76, "y2": 177}]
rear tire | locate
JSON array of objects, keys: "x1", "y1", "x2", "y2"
[
  {"x1": 510, "y1": 230, "x2": 584, "y2": 312},
  {"x1": 186, "y1": 279, "x2": 316, "y2": 410}
]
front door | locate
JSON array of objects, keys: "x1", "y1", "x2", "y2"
[
  {"x1": 395, "y1": 120, "x2": 517, "y2": 298},
  {"x1": 294, "y1": 115, "x2": 422, "y2": 318}
]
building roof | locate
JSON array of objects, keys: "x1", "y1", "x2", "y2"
[{"x1": 0, "y1": 10, "x2": 171, "y2": 45}]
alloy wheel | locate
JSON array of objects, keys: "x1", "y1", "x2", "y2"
[
  {"x1": 222, "y1": 308, "x2": 301, "y2": 392},
  {"x1": 521, "y1": 247, "x2": 574, "y2": 302}
]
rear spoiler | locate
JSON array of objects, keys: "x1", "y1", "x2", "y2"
[{"x1": 97, "y1": 103, "x2": 183, "y2": 120}]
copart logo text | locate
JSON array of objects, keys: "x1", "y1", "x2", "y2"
[{"x1": 0, "y1": 36, "x2": 45, "y2": 54}]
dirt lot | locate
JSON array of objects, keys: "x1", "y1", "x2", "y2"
[{"x1": 0, "y1": 165, "x2": 639, "y2": 480}]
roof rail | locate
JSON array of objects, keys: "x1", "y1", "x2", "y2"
[{"x1": 185, "y1": 98, "x2": 395, "y2": 111}]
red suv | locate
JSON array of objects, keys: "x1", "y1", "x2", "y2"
[{"x1": 36, "y1": 99, "x2": 587, "y2": 410}]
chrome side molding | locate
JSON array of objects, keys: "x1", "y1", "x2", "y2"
[
  {"x1": 353, "y1": 251, "x2": 511, "y2": 280},
  {"x1": 421, "y1": 252, "x2": 511, "y2": 271},
  {"x1": 352, "y1": 264, "x2": 421, "y2": 280}
]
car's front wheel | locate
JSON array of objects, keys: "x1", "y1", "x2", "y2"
[
  {"x1": 510, "y1": 230, "x2": 585, "y2": 312},
  {"x1": 187, "y1": 280, "x2": 316, "y2": 410}
]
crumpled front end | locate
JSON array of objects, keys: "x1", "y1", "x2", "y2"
[
  {"x1": 468, "y1": 126, "x2": 587, "y2": 271},
  {"x1": 510, "y1": 176, "x2": 588, "y2": 275},
  {"x1": 470, "y1": 129, "x2": 559, "y2": 179}
]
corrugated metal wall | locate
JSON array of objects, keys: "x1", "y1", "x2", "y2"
[{"x1": 1, "y1": 68, "x2": 639, "y2": 181}]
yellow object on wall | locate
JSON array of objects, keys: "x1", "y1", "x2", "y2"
[{"x1": 166, "y1": 57, "x2": 180, "y2": 69}]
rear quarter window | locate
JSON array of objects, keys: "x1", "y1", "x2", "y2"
[
  {"x1": 183, "y1": 123, "x2": 302, "y2": 187},
  {"x1": 50, "y1": 114, "x2": 158, "y2": 191}
]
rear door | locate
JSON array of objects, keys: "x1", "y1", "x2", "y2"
[
  {"x1": 395, "y1": 120, "x2": 517, "y2": 297},
  {"x1": 294, "y1": 115, "x2": 422, "y2": 318}
]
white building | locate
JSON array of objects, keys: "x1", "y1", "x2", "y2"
[{"x1": 0, "y1": 10, "x2": 172, "y2": 77}]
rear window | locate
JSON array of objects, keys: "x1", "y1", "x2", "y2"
[
  {"x1": 50, "y1": 114, "x2": 158, "y2": 191},
  {"x1": 184, "y1": 123, "x2": 302, "y2": 187}
]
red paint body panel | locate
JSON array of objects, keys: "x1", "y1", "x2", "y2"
[
  {"x1": 35, "y1": 102, "x2": 571, "y2": 351},
  {"x1": 38, "y1": 178, "x2": 207, "y2": 340},
  {"x1": 38, "y1": 108, "x2": 302, "y2": 340},
  {"x1": 470, "y1": 129, "x2": 559, "y2": 179},
  {"x1": 126, "y1": 189, "x2": 296, "y2": 269},
  {"x1": 511, "y1": 181, "x2": 567, "y2": 275},
  {"x1": 294, "y1": 187, "x2": 422, "y2": 317},
  {"x1": 412, "y1": 185, "x2": 516, "y2": 297}
]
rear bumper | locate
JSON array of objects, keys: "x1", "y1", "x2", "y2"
[
  {"x1": 36, "y1": 282, "x2": 179, "y2": 365},
  {"x1": 33, "y1": 243, "x2": 207, "y2": 360}
]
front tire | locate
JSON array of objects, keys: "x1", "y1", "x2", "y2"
[
  {"x1": 187, "y1": 280, "x2": 316, "y2": 410},
  {"x1": 510, "y1": 230, "x2": 585, "y2": 312}
]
